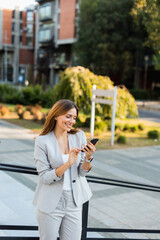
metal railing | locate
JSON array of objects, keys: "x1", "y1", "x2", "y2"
[{"x1": 0, "y1": 162, "x2": 160, "y2": 240}]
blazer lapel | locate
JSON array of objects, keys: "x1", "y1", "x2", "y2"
[
  {"x1": 51, "y1": 131, "x2": 63, "y2": 167},
  {"x1": 68, "y1": 134, "x2": 78, "y2": 180}
]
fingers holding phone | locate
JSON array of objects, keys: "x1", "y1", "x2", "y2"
[{"x1": 81, "y1": 138, "x2": 99, "y2": 159}]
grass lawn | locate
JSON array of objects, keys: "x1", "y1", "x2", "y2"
[
  {"x1": 1, "y1": 103, "x2": 160, "y2": 150},
  {"x1": 2, "y1": 117, "x2": 160, "y2": 150}
]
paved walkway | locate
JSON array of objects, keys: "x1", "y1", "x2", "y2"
[{"x1": 0, "y1": 119, "x2": 160, "y2": 239}]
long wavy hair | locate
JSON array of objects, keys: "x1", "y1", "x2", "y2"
[{"x1": 40, "y1": 99, "x2": 79, "y2": 136}]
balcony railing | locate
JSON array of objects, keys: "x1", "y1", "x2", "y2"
[{"x1": 0, "y1": 162, "x2": 160, "y2": 240}]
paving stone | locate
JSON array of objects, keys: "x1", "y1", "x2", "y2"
[{"x1": 1, "y1": 119, "x2": 160, "y2": 239}]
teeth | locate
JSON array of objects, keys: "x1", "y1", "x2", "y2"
[{"x1": 66, "y1": 124, "x2": 71, "y2": 127}]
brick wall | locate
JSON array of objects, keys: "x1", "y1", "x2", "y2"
[
  {"x1": 3, "y1": 9, "x2": 12, "y2": 44},
  {"x1": 59, "y1": 0, "x2": 76, "y2": 40},
  {"x1": 22, "y1": 11, "x2": 27, "y2": 46},
  {"x1": 19, "y1": 49, "x2": 34, "y2": 65}
]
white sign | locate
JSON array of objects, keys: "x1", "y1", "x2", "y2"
[{"x1": 90, "y1": 85, "x2": 117, "y2": 145}]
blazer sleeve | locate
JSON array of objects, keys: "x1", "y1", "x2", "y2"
[
  {"x1": 78, "y1": 131, "x2": 92, "y2": 177},
  {"x1": 34, "y1": 138, "x2": 62, "y2": 185}
]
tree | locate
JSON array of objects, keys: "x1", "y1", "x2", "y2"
[
  {"x1": 131, "y1": 0, "x2": 160, "y2": 69},
  {"x1": 53, "y1": 66, "x2": 138, "y2": 119},
  {"x1": 74, "y1": 0, "x2": 146, "y2": 87}
]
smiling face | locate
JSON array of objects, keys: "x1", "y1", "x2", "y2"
[{"x1": 55, "y1": 108, "x2": 77, "y2": 132}]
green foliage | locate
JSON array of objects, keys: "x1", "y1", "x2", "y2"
[
  {"x1": 117, "y1": 135, "x2": 127, "y2": 144},
  {"x1": 138, "y1": 123, "x2": 145, "y2": 130},
  {"x1": 0, "y1": 84, "x2": 54, "y2": 108},
  {"x1": 74, "y1": 0, "x2": 145, "y2": 84},
  {"x1": 131, "y1": 0, "x2": 160, "y2": 69},
  {"x1": 0, "y1": 84, "x2": 24, "y2": 104},
  {"x1": 115, "y1": 123, "x2": 124, "y2": 131},
  {"x1": 53, "y1": 67, "x2": 139, "y2": 119},
  {"x1": 22, "y1": 85, "x2": 43, "y2": 105},
  {"x1": 147, "y1": 130, "x2": 159, "y2": 139},
  {"x1": 41, "y1": 88, "x2": 55, "y2": 108},
  {"x1": 123, "y1": 124, "x2": 130, "y2": 131},
  {"x1": 95, "y1": 116, "x2": 108, "y2": 131},
  {"x1": 130, "y1": 125, "x2": 138, "y2": 132},
  {"x1": 129, "y1": 89, "x2": 149, "y2": 100},
  {"x1": 116, "y1": 86, "x2": 139, "y2": 119}
]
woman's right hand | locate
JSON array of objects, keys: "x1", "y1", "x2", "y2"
[{"x1": 68, "y1": 147, "x2": 81, "y2": 167}]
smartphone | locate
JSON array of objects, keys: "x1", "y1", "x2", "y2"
[{"x1": 81, "y1": 138, "x2": 99, "y2": 152}]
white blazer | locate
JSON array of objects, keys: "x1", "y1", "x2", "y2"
[{"x1": 32, "y1": 130, "x2": 92, "y2": 213}]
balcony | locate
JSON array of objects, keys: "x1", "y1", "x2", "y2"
[{"x1": 38, "y1": 23, "x2": 54, "y2": 44}]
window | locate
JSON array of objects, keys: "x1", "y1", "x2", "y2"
[
  {"x1": 20, "y1": 11, "x2": 23, "y2": 19},
  {"x1": 19, "y1": 36, "x2": 22, "y2": 44},
  {"x1": 12, "y1": 10, "x2": 15, "y2": 18},
  {"x1": 26, "y1": 37, "x2": 32, "y2": 46},
  {"x1": 39, "y1": 3, "x2": 52, "y2": 20},
  {"x1": 27, "y1": 24, "x2": 33, "y2": 33},
  {"x1": 39, "y1": 28, "x2": 51, "y2": 42},
  {"x1": 20, "y1": 23, "x2": 23, "y2": 30},
  {"x1": 27, "y1": 11, "x2": 33, "y2": 21},
  {"x1": 12, "y1": 22, "x2": 15, "y2": 31},
  {"x1": 12, "y1": 35, "x2": 15, "y2": 44}
]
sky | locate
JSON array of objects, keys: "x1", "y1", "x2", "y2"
[{"x1": 0, "y1": 0, "x2": 37, "y2": 10}]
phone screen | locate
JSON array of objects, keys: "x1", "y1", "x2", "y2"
[{"x1": 81, "y1": 138, "x2": 99, "y2": 152}]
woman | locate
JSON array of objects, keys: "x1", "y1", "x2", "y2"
[{"x1": 32, "y1": 99, "x2": 96, "y2": 240}]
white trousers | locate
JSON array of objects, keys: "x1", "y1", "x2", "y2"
[{"x1": 36, "y1": 190, "x2": 82, "y2": 240}]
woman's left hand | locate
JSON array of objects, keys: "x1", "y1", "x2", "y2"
[{"x1": 81, "y1": 142, "x2": 96, "y2": 160}]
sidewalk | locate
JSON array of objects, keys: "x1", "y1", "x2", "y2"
[
  {"x1": 136, "y1": 100, "x2": 160, "y2": 111},
  {"x1": 0, "y1": 119, "x2": 160, "y2": 239}
]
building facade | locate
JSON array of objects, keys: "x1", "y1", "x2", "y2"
[
  {"x1": 0, "y1": 7, "x2": 35, "y2": 84},
  {"x1": 36, "y1": 0, "x2": 78, "y2": 85}
]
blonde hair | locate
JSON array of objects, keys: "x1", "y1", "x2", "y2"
[{"x1": 40, "y1": 99, "x2": 79, "y2": 136}]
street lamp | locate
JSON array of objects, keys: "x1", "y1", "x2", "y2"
[{"x1": 144, "y1": 55, "x2": 149, "y2": 89}]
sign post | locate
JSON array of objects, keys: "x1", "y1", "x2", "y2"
[{"x1": 90, "y1": 85, "x2": 117, "y2": 145}]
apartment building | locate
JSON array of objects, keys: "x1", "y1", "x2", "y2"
[
  {"x1": 36, "y1": 0, "x2": 78, "y2": 85},
  {"x1": 0, "y1": 6, "x2": 35, "y2": 83}
]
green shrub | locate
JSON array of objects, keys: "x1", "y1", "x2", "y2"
[
  {"x1": 40, "y1": 88, "x2": 54, "y2": 108},
  {"x1": 0, "y1": 83, "x2": 55, "y2": 108},
  {"x1": 138, "y1": 124, "x2": 145, "y2": 131},
  {"x1": 115, "y1": 123, "x2": 124, "y2": 131},
  {"x1": 0, "y1": 84, "x2": 15, "y2": 100},
  {"x1": 129, "y1": 125, "x2": 138, "y2": 132},
  {"x1": 123, "y1": 124, "x2": 130, "y2": 131},
  {"x1": 116, "y1": 86, "x2": 139, "y2": 119},
  {"x1": 147, "y1": 130, "x2": 159, "y2": 139},
  {"x1": 22, "y1": 85, "x2": 42, "y2": 105},
  {"x1": 106, "y1": 120, "x2": 111, "y2": 130},
  {"x1": 117, "y1": 135, "x2": 127, "y2": 144},
  {"x1": 74, "y1": 117, "x2": 84, "y2": 128},
  {"x1": 0, "y1": 84, "x2": 24, "y2": 104},
  {"x1": 95, "y1": 120, "x2": 108, "y2": 131},
  {"x1": 52, "y1": 66, "x2": 138, "y2": 119},
  {"x1": 84, "y1": 117, "x2": 91, "y2": 128}
]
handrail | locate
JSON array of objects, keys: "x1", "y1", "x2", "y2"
[
  {"x1": 0, "y1": 162, "x2": 160, "y2": 239},
  {"x1": 0, "y1": 163, "x2": 36, "y2": 171},
  {"x1": 1, "y1": 163, "x2": 160, "y2": 192},
  {"x1": 87, "y1": 175, "x2": 160, "y2": 190}
]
